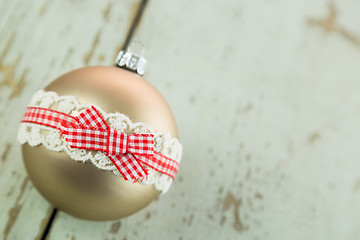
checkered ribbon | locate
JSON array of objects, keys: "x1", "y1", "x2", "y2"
[{"x1": 21, "y1": 106, "x2": 179, "y2": 181}]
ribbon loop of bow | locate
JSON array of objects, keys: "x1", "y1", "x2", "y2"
[{"x1": 60, "y1": 106, "x2": 154, "y2": 181}]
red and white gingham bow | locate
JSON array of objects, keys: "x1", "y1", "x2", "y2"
[
  {"x1": 60, "y1": 106, "x2": 153, "y2": 180},
  {"x1": 21, "y1": 106, "x2": 179, "y2": 181}
]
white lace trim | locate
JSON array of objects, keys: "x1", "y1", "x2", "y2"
[{"x1": 17, "y1": 90, "x2": 182, "y2": 194}]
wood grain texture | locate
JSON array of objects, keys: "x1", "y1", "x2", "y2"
[
  {"x1": 2, "y1": 0, "x2": 360, "y2": 239},
  {"x1": 0, "y1": 0, "x2": 139, "y2": 239},
  {"x1": 0, "y1": 1, "x2": 54, "y2": 239},
  {"x1": 67, "y1": 0, "x2": 358, "y2": 239}
]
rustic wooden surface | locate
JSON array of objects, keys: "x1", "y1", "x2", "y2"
[{"x1": 1, "y1": 0, "x2": 360, "y2": 239}]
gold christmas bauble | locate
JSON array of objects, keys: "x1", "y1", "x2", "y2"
[{"x1": 22, "y1": 66, "x2": 178, "y2": 220}]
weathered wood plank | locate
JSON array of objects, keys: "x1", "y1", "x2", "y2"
[
  {"x1": 129, "y1": 1, "x2": 360, "y2": 239},
  {"x1": 5, "y1": 0, "x2": 360, "y2": 239},
  {"x1": 0, "y1": 1, "x2": 55, "y2": 238},
  {"x1": 47, "y1": 0, "x2": 360, "y2": 239},
  {"x1": 0, "y1": 0, "x2": 138, "y2": 239}
]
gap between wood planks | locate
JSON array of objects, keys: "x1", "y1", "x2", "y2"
[
  {"x1": 38, "y1": 0, "x2": 148, "y2": 239},
  {"x1": 123, "y1": 0, "x2": 149, "y2": 50}
]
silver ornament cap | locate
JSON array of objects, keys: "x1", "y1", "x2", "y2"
[{"x1": 114, "y1": 41, "x2": 147, "y2": 76}]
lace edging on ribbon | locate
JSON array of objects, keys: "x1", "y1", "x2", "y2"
[{"x1": 17, "y1": 90, "x2": 182, "y2": 194}]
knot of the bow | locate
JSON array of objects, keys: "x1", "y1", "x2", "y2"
[
  {"x1": 106, "y1": 129, "x2": 154, "y2": 156},
  {"x1": 60, "y1": 106, "x2": 154, "y2": 181}
]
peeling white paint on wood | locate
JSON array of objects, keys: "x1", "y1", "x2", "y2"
[
  {"x1": 129, "y1": 1, "x2": 360, "y2": 239},
  {"x1": 0, "y1": 0, "x2": 138, "y2": 239},
  {"x1": 1, "y1": 0, "x2": 360, "y2": 239}
]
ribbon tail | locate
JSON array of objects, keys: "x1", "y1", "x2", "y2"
[
  {"x1": 108, "y1": 154, "x2": 148, "y2": 181},
  {"x1": 135, "y1": 153, "x2": 179, "y2": 179}
]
